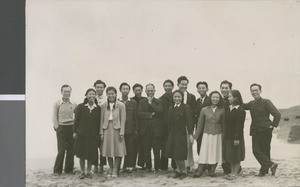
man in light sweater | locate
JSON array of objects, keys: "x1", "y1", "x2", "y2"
[{"x1": 52, "y1": 84, "x2": 77, "y2": 175}]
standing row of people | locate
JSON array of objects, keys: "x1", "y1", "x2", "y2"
[{"x1": 52, "y1": 76, "x2": 281, "y2": 180}]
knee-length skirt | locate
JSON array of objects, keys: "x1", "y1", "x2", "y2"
[
  {"x1": 101, "y1": 121, "x2": 127, "y2": 157},
  {"x1": 198, "y1": 133, "x2": 223, "y2": 164},
  {"x1": 225, "y1": 139, "x2": 245, "y2": 163},
  {"x1": 74, "y1": 135, "x2": 98, "y2": 161}
]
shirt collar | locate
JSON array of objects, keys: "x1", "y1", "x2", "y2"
[
  {"x1": 60, "y1": 99, "x2": 72, "y2": 105},
  {"x1": 84, "y1": 103, "x2": 97, "y2": 110},
  {"x1": 118, "y1": 97, "x2": 131, "y2": 102},
  {"x1": 230, "y1": 105, "x2": 240, "y2": 111},
  {"x1": 174, "y1": 103, "x2": 181, "y2": 107}
]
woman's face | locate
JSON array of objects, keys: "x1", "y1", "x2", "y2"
[
  {"x1": 86, "y1": 91, "x2": 96, "y2": 102},
  {"x1": 173, "y1": 92, "x2": 183, "y2": 104},
  {"x1": 107, "y1": 90, "x2": 117, "y2": 102},
  {"x1": 228, "y1": 92, "x2": 236, "y2": 105},
  {"x1": 211, "y1": 93, "x2": 220, "y2": 106}
]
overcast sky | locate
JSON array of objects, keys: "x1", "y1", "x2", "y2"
[{"x1": 26, "y1": 1, "x2": 300, "y2": 159}]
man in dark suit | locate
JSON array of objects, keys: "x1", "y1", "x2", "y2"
[
  {"x1": 118, "y1": 83, "x2": 138, "y2": 173},
  {"x1": 194, "y1": 81, "x2": 210, "y2": 155},
  {"x1": 131, "y1": 83, "x2": 146, "y2": 170},
  {"x1": 177, "y1": 76, "x2": 196, "y2": 172},
  {"x1": 159, "y1": 79, "x2": 176, "y2": 170},
  {"x1": 220, "y1": 80, "x2": 233, "y2": 174},
  {"x1": 243, "y1": 83, "x2": 280, "y2": 177},
  {"x1": 138, "y1": 84, "x2": 163, "y2": 171}
]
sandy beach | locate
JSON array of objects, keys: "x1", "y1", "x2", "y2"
[{"x1": 26, "y1": 136, "x2": 300, "y2": 187}]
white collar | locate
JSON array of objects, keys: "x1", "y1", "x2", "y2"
[
  {"x1": 96, "y1": 94, "x2": 104, "y2": 99},
  {"x1": 118, "y1": 97, "x2": 131, "y2": 102},
  {"x1": 230, "y1": 105, "x2": 240, "y2": 111},
  {"x1": 84, "y1": 103, "x2": 97, "y2": 107},
  {"x1": 60, "y1": 99, "x2": 72, "y2": 105},
  {"x1": 200, "y1": 95, "x2": 206, "y2": 100},
  {"x1": 84, "y1": 103, "x2": 97, "y2": 111},
  {"x1": 174, "y1": 103, "x2": 181, "y2": 107}
]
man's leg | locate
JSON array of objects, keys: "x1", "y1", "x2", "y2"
[
  {"x1": 124, "y1": 134, "x2": 135, "y2": 170},
  {"x1": 153, "y1": 136, "x2": 162, "y2": 171},
  {"x1": 53, "y1": 126, "x2": 66, "y2": 174},
  {"x1": 252, "y1": 131, "x2": 274, "y2": 175},
  {"x1": 160, "y1": 135, "x2": 168, "y2": 170},
  {"x1": 64, "y1": 126, "x2": 74, "y2": 173},
  {"x1": 137, "y1": 135, "x2": 145, "y2": 168}
]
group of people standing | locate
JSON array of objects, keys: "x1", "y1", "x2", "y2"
[{"x1": 52, "y1": 76, "x2": 281, "y2": 180}]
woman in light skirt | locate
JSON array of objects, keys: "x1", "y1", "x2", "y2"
[
  {"x1": 193, "y1": 91, "x2": 225, "y2": 177},
  {"x1": 100, "y1": 87, "x2": 126, "y2": 178}
]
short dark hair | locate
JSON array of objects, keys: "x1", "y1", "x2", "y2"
[
  {"x1": 93, "y1": 80, "x2": 106, "y2": 88},
  {"x1": 119, "y1": 82, "x2": 131, "y2": 91},
  {"x1": 229, "y1": 90, "x2": 243, "y2": 105},
  {"x1": 146, "y1": 83, "x2": 155, "y2": 89},
  {"x1": 132, "y1": 83, "x2": 143, "y2": 90},
  {"x1": 177, "y1": 76, "x2": 189, "y2": 84},
  {"x1": 196, "y1": 81, "x2": 208, "y2": 89},
  {"x1": 106, "y1": 86, "x2": 117, "y2": 94},
  {"x1": 208, "y1": 91, "x2": 223, "y2": 107},
  {"x1": 163, "y1": 79, "x2": 174, "y2": 87},
  {"x1": 61, "y1": 84, "x2": 72, "y2": 91},
  {"x1": 220, "y1": 80, "x2": 232, "y2": 89},
  {"x1": 250, "y1": 83, "x2": 262, "y2": 91},
  {"x1": 172, "y1": 90, "x2": 184, "y2": 102}
]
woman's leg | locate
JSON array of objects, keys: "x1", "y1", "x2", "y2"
[
  {"x1": 79, "y1": 159, "x2": 86, "y2": 179},
  {"x1": 114, "y1": 157, "x2": 122, "y2": 177},
  {"x1": 107, "y1": 157, "x2": 114, "y2": 175},
  {"x1": 208, "y1": 163, "x2": 217, "y2": 177},
  {"x1": 233, "y1": 162, "x2": 241, "y2": 175},
  {"x1": 79, "y1": 159, "x2": 85, "y2": 173},
  {"x1": 173, "y1": 160, "x2": 182, "y2": 178},
  {"x1": 87, "y1": 161, "x2": 92, "y2": 174},
  {"x1": 193, "y1": 164, "x2": 205, "y2": 177}
]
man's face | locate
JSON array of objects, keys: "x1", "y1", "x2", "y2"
[
  {"x1": 145, "y1": 85, "x2": 155, "y2": 98},
  {"x1": 250, "y1": 85, "x2": 261, "y2": 99},
  {"x1": 120, "y1": 86, "x2": 130, "y2": 97},
  {"x1": 178, "y1": 80, "x2": 188, "y2": 92},
  {"x1": 163, "y1": 82, "x2": 173, "y2": 93},
  {"x1": 220, "y1": 83, "x2": 231, "y2": 97},
  {"x1": 133, "y1": 87, "x2": 143, "y2": 97},
  {"x1": 197, "y1": 84, "x2": 208, "y2": 97},
  {"x1": 95, "y1": 83, "x2": 105, "y2": 95},
  {"x1": 61, "y1": 87, "x2": 71, "y2": 99}
]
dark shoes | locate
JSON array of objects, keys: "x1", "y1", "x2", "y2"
[
  {"x1": 172, "y1": 172, "x2": 182, "y2": 179},
  {"x1": 270, "y1": 163, "x2": 278, "y2": 176},
  {"x1": 85, "y1": 173, "x2": 92, "y2": 179},
  {"x1": 180, "y1": 173, "x2": 188, "y2": 179},
  {"x1": 255, "y1": 173, "x2": 266, "y2": 177},
  {"x1": 192, "y1": 171, "x2": 202, "y2": 178},
  {"x1": 79, "y1": 173, "x2": 85, "y2": 179},
  {"x1": 53, "y1": 172, "x2": 61, "y2": 176}
]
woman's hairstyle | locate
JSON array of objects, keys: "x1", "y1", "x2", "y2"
[
  {"x1": 163, "y1": 79, "x2": 174, "y2": 87},
  {"x1": 83, "y1": 88, "x2": 98, "y2": 105},
  {"x1": 172, "y1": 90, "x2": 184, "y2": 102},
  {"x1": 119, "y1": 82, "x2": 131, "y2": 91},
  {"x1": 230, "y1": 90, "x2": 243, "y2": 105},
  {"x1": 93, "y1": 80, "x2": 106, "y2": 88},
  {"x1": 208, "y1": 91, "x2": 222, "y2": 107},
  {"x1": 106, "y1": 86, "x2": 117, "y2": 110}
]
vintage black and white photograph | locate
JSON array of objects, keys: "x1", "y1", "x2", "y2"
[{"x1": 26, "y1": 1, "x2": 300, "y2": 186}]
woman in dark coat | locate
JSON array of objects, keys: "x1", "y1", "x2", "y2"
[
  {"x1": 73, "y1": 88, "x2": 100, "y2": 179},
  {"x1": 224, "y1": 90, "x2": 246, "y2": 180},
  {"x1": 165, "y1": 90, "x2": 193, "y2": 179}
]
